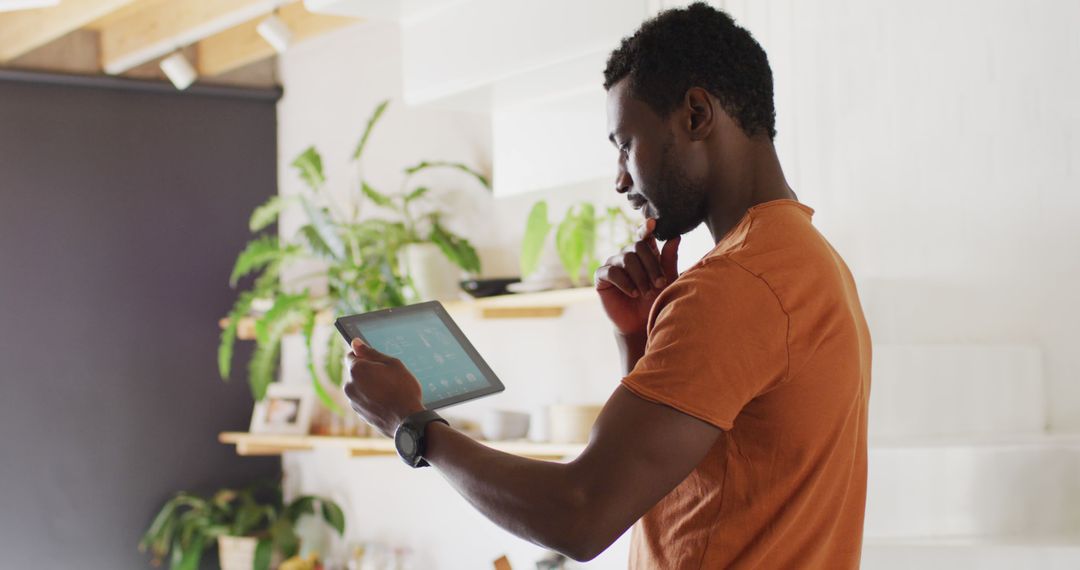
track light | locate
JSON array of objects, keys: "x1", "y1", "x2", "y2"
[
  {"x1": 160, "y1": 52, "x2": 197, "y2": 91},
  {"x1": 0, "y1": 0, "x2": 60, "y2": 13},
  {"x1": 257, "y1": 14, "x2": 293, "y2": 53}
]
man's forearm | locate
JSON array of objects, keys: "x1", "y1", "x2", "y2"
[
  {"x1": 423, "y1": 422, "x2": 597, "y2": 560},
  {"x1": 616, "y1": 330, "x2": 648, "y2": 376}
]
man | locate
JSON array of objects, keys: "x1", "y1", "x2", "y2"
[{"x1": 344, "y1": 3, "x2": 871, "y2": 568}]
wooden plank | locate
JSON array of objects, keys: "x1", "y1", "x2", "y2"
[
  {"x1": 0, "y1": 0, "x2": 138, "y2": 62},
  {"x1": 197, "y1": 2, "x2": 359, "y2": 77},
  {"x1": 219, "y1": 432, "x2": 585, "y2": 460},
  {"x1": 97, "y1": 0, "x2": 281, "y2": 75}
]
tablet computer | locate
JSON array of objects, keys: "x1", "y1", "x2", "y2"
[{"x1": 334, "y1": 301, "x2": 505, "y2": 410}]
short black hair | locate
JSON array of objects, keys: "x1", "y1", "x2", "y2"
[{"x1": 604, "y1": 2, "x2": 777, "y2": 140}]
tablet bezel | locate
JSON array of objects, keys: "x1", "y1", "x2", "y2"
[{"x1": 334, "y1": 301, "x2": 506, "y2": 410}]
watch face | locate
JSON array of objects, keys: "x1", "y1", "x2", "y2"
[{"x1": 395, "y1": 426, "x2": 418, "y2": 459}]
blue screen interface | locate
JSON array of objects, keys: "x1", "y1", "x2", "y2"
[{"x1": 354, "y1": 311, "x2": 491, "y2": 405}]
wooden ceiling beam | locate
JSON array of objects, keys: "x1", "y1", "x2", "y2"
[
  {"x1": 97, "y1": 0, "x2": 282, "y2": 75},
  {"x1": 0, "y1": 0, "x2": 138, "y2": 62},
  {"x1": 197, "y1": 2, "x2": 359, "y2": 77}
]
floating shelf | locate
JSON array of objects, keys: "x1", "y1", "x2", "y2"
[
  {"x1": 219, "y1": 432, "x2": 585, "y2": 460},
  {"x1": 220, "y1": 287, "x2": 598, "y2": 340}
]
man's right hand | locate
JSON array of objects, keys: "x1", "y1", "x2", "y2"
[{"x1": 595, "y1": 218, "x2": 681, "y2": 336}]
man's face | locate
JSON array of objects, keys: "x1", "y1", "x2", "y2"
[{"x1": 606, "y1": 79, "x2": 708, "y2": 241}]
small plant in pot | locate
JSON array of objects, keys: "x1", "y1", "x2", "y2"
[
  {"x1": 218, "y1": 99, "x2": 489, "y2": 415},
  {"x1": 139, "y1": 481, "x2": 344, "y2": 570},
  {"x1": 519, "y1": 200, "x2": 636, "y2": 287}
]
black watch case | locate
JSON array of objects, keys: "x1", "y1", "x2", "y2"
[{"x1": 394, "y1": 411, "x2": 446, "y2": 468}]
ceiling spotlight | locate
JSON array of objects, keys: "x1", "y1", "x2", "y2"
[
  {"x1": 0, "y1": 0, "x2": 60, "y2": 12},
  {"x1": 160, "y1": 52, "x2": 197, "y2": 91},
  {"x1": 257, "y1": 14, "x2": 293, "y2": 53}
]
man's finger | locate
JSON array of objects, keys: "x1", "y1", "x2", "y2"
[
  {"x1": 633, "y1": 240, "x2": 665, "y2": 288},
  {"x1": 660, "y1": 236, "x2": 681, "y2": 281},
  {"x1": 596, "y1": 264, "x2": 639, "y2": 298},
  {"x1": 351, "y1": 338, "x2": 392, "y2": 363}
]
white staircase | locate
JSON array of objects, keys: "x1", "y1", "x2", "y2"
[{"x1": 863, "y1": 344, "x2": 1080, "y2": 569}]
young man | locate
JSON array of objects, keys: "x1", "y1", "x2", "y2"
[{"x1": 343, "y1": 3, "x2": 871, "y2": 567}]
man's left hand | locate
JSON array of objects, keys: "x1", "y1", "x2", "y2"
[{"x1": 343, "y1": 338, "x2": 425, "y2": 437}]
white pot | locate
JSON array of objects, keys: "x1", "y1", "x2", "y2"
[
  {"x1": 218, "y1": 535, "x2": 284, "y2": 570},
  {"x1": 401, "y1": 242, "x2": 462, "y2": 302}
]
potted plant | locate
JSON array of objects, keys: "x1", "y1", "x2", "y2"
[
  {"x1": 520, "y1": 200, "x2": 636, "y2": 287},
  {"x1": 139, "y1": 481, "x2": 345, "y2": 570},
  {"x1": 218, "y1": 99, "x2": 489, "y2": 414}
]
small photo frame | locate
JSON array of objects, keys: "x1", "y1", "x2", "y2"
[{"x1": 250, "y1": 383, "x2": 314, "y2": 435}]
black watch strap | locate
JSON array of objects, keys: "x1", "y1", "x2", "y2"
[{"x1": 398, "y1": 410, "x2": 448, "y2": 468}]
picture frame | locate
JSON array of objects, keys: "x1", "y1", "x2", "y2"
[{"x1": 249, "y1": 383, "x2": 314, "y2": 435}]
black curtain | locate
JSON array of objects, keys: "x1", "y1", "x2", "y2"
[{"x1": 0, "y1": 72, "x2": 280, "y2": 568}]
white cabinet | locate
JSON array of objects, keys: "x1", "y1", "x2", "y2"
[{"x1": 305, "y1": 0, "x2": 651, "y2": 195}]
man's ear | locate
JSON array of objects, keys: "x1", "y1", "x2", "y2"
[{"x1": 684, "y1": 87, "x2": 716, "y2": 141}]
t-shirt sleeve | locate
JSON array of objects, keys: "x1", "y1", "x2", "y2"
[{"x1": 621, "y1": 259, "x2": 789, "y2": 430}]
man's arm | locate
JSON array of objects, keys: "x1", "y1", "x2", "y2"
[{"x1": 424, "y1": 385, "x2": 721, "y2": 562}]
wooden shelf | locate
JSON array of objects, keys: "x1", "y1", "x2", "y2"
[
  {"x1": 219, "y1": 432, "x2": 585, "y2": 460},
  {"x1": 221, "y1": 287, "x2": 598, "y2": 340}
]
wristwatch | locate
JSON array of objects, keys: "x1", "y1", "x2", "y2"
[{"x1": 394, "y1": 410, "x2": 448, "y2": 468}]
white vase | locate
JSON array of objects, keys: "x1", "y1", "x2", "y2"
[
  {"x1": 218, "y1": 535, "x2": 285, "y2": 570},
  {"x1": 401, "y1": 243, "x2": 462, "y2": 302}
]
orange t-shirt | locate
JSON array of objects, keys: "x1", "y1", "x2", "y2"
[{"x1": 621, "y1": 199, "x2": 871, "y2": 569}]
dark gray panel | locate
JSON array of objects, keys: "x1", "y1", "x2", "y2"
[{"x1": 0, "y1": 76, "x2": 280, "y2": 568}]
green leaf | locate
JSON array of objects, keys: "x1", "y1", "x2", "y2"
[
  {"x1": 218, "y1": 292, "x2": 255, "y2": 380},
  {"x1": 171, "y1": 534, "x2": 204, "y2": 570},
  {"x1": 291, "y1": 146, "x2": 325, "y2": 191},
  {"x1": 302, "y1": 311, "x2": 345, "y2": 416},
  {"x1": 361, "y1": 181, "x2": 395, "y2": 209},
  {"x1": 320, "y1": 500, "x2": 346, "y2": 535},
  {"x1": 404, "y1": 186, "x2": 429, "y2": 202},
  {"x1": 249, "y1": 293, "x2": 308, "y2": 400},
  {"x1": 352, "y1": 99, "x2": 390, "y2": 161},
  {"x1": 253, "y1": 538, "x2": 273, "y2": 570},
  {"x1": 520, "y1": 201, "x2": 552, "y2": 278},
  {"x1": 269, "y1": 517, "x2": 301, "y2": 559},
  {"x1": 555, "y1": 204, "x2": 593, "y2": 286},
  {"x1": 230, "y1": 236, "x2": 284, "y2": 287},
  {"x1": 403, "y1": 161, "x2": 491, "y2": 189},
  {"x1": 299, "y1": 195, "x2": 346, "y2": 260},
  {"x1": 249, "y1": 195, "x2": 298, "y2": 232},
  {"x1": 324, "y1": 331, "x2": 345, "y2": 387},
  {"x1": 430, "y1": 222, "x2": 481, "y2": 274}
]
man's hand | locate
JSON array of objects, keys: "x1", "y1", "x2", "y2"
[
  {"x1": 343, "y1": 338, "x2": 425, "y2": 437},
  {"x1": 594, "y1": 218, "x2": 681, "y2": 336}
]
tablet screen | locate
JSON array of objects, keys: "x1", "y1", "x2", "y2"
[{"x1": 335, "y1": 302, "x2": 504, "y2": 409}]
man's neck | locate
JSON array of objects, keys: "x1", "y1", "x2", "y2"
[{"x1": 704, "y1": 138, "x2": 795, "y2": 244}]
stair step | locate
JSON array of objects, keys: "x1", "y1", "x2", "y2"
[
  {"x1": 862, "y1": 537, "x2": 1080, "y2": 570},
  {"x1": 865, "y1": 435, "x2": 1080, "y2": 538},
  {"x1": 869, "y1": 345, "x2": 1044, "y2": 438}
]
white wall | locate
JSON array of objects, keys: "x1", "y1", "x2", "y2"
[
  {"x1": 275, "y1": 21, "x2": 632, "y2": 569},
  {"x1": 710, "y1": 0, "x2": 1080, "y2": 431}
]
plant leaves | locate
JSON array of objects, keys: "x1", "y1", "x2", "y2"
[
  {"x1": 230, "y1": 236, "x2": 284, "y2": 287},
  {"x1": 253, "y1": 538, "x2": 273, "y2": 570},
  {"x1": 325, "y1": 331, "x2": 345, "y2": 387},
  {"x1": 520, "y1": 201, "x2": 552, "y2": 278},
  {"x1": 361, "y1": 181, "x2": 395, "y2": 209},
  {"x1": 249, "y1": 293, "x2": 308, "y2": 401},
  {"x1": 249, "y1": 195, "x2": 298, "y2": 232},
  {"x1": 302, "y1": 310, "x2": 345, "y2": 416},
  {"x1": 430, "y1": 222, "x2": 481, "y2": 274},
  {"x1": 404, "y1": 186, "x2": 429, "y2": 202},
  {"x1": 555, "y1": 205, "x2": 590, "y2": 286},
  {"x1": 403, "y1": 161, "x2": 491, "y2": 189},
  {"x1": 291, "y1": 146, "x2": 325, "y2": 191},
  {"x1": 352, "y1": 99, "x2": 390, "y2": 161},
  {"x1": 218, "y1": 292, "x2": 255, "y2": 380},
  {"x1": 171, "y1": 534, "x2": 204, "y2": 570},
  {"x1": 320, "y1": 500, "x2": 346, "y2": 535},
  {"x1": 299, "y1": 195, "x2": 346, "y2": 260}
]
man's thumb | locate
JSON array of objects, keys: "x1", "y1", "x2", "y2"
[{"x1": 660, "y1": 236, "x2": 681, "y2": 280}]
